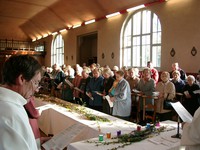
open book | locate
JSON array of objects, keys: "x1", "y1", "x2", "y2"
[
  {"x1": 74, "y1": 87, "x2": 83, "y2": 93},
  {"x1": 42, "y1": 124, "x2": 85, "y2": 150},
  {"x1": 65, "y1": 79, "x2": 74, "y2": 87},
  {"x1": 94, "y1": 91, "x2": 104, "y2": 96},
  {"x1": 170, "y1": 101, "x2": 193, "y2": 123},
  {"x1": 86, "y1": 92, "x2": 94, "y2": 100},
  {"x1": 193, "y1": 89, "x2": 200, "y2": 94},
  {"x1": 103, "y1": 95, "x2": 113, "y2": 108}
]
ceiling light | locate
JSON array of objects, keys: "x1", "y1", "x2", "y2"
[
  {"x1": 59, "y1": 29, "x2": 67, "y2": 33},
  {"x1": 85, "y1": 19, "x2": 95, "y2": 25},
  {"x1": 72, "y1": 24, "x2": 81, "y2": 29},
  {"x1": 127, "y1": 4, "x2": 145, "y2": 12},
  {"x1": 37, "y1": 36, "x2": 42, "y2": 40},
  {"x1": 32, "y1": 39, "x2": 36, "y2": 42},
  {"x1": 52, "y1": 32, "x2": 58, "y2": 35},
  {"x1": 43, "y1": 34, "x2": 48, "y2": 38},
  {"x1": 106, "y1": 12, "x2": 120, "y2": 18}
]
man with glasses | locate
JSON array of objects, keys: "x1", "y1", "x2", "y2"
[{"x1": 0, "y1": 55, "x2": 42, "y2": 149}]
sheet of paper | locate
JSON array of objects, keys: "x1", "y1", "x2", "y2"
[
  {"x1": 86, "y1": 92, "x2": 94, "y2": 100},
  {"x1": 42, "y1": 124, "x2": 85, "y2": 150},
  {"x1": 132, "y1": 89, "x2": 140, "y2": 93},
  {"x1": 36, "y1": 104, "x2": 52, "y2": 113},
  {"x1": 94, "y1": 91, "x2": 103, "y2": 96},
  {"x1": 193, "y1": 89, "x2": 200, "y2": 94},
  {"x1": 184, "y1": 90, "x2": 189, "y2": 96},
  {"x1": 65, "y1": 79, "x2": 74, "y2": 87},
  {"x1": 74, "y1": 87, "x2": 83, "y2": 93},
  {"x1": 104, "y1": 95, "x2": 113, "y2": 108},
  {"x1": 170, "y1": 101, "x2": 193, "y2": 123}
]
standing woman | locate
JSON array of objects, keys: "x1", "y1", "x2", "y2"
[
  {"x1": 110, "y1": 70, "x2": 132, "y2": 121},
  {"x1": 86, "y1": 68, "x2": 104, "y2": 112},
  {"x1": 137, "y1": 68, "x2": 155, "y2": 122},
  {"x1": 72, "y1": 66, "x2": 83, "y2": 104},
  {"x1": 79, "y1": 67, "x2": 92, "y2": 107},
  {"x1": 102, "y1": 68, "x2": 115, "y2": 114}
]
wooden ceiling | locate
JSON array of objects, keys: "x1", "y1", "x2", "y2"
[{"x1": 0, "y1": 0, "x2": 157, "y2": 41}]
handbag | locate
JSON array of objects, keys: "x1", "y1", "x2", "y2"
[{"x1": 163, "y1": 93, "x2": 174, "y2": 110}]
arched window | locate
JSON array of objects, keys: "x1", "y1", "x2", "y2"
[
  {"x1": 121, "y1": 9, "x2": 161, "y2": 68},
  {"x1": 51, "y1": 34, "x2": 64, "y2": 66}
]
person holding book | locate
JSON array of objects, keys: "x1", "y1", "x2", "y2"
[
  {"x1": 102, "y1": 68, "x2": 115, "y2": 114},
  {"x1": 182, "y1": 75, "x2": 200, "y2": 116},
  {"x1": 137, "y1": 68, "x2": 155, "y2": 122},
  {"x1": 110, "y1": 70, "x2": 131, "y2": 121},
  {"x1": 79, "y1": 67, "x2": 92, "y2": 107},
  {"x1": 86, "y1": 68, "x2": 104, "y2": 112},
  {"x1": 72, "y1": 66, "x2": 83, "y2": 104},
  {"x1": 0, "y1": 55, "x2": 41, "y2": 149}
]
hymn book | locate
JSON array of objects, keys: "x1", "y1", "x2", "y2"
[
  {"x1": 42, "y1": 124, "x2": 85, "y2": 150},
  {"x1": 104, "y1": 95, "x2": 113, "y2": 108}
]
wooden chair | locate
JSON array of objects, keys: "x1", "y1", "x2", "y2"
[{"x1": 141, "y1": 95, "x2": 157, "y2": 123}]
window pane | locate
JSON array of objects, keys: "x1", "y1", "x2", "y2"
[
  {"x1": 133, "y1": 46, "x2": 140, "y2": 66},
  {"x1": 124, "y1": 35, "x2": 131, "y2": 47},
  {"x1": 133, "y1": 12, "x2": 141, "y2": 35},
  {"x1": 142, "y1": 35, "x2": 150, "y2": 45},
  {"x1": 153, "y1": 32, "x2": 161, "y2": 44},
  {"x1": 142, "y1": 10, "x2": 151, "y2": 34},
  {"x1": 152, "y1": 46, "x2": 161, "y2": 67},
  {"x1": 142, "y1": 45, "x2": 150, "y2": 67},
  {"x1": 124, "y1": 48, "x2": 131, "y2": 66},
  {"x1": 153, "y1": 14, "x2": 161, "y2": 32},
  {"x1": 124, "y1": 20, "x2": 132, "y2": 36},
  {"x1": 133, "y1": 36, "x2": 140, "y2": 45}
]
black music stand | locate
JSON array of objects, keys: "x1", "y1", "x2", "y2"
[
  {"x1": 171, "y1": 116, "x2": 181, "y2": 139},
  {"x1": 171, "y1": 93, "x2": 184, "y2": 139}
]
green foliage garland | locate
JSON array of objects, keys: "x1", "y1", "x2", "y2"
[{"x1": 86, "y1": 125, "x2": 166, "y2": 150}]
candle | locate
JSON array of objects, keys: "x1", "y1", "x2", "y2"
[
  {"x1": 99, "y1": 134, "x2": 104, "y2": 141},
  {"x1": 106, "y1": 132, "x2": 111, "y2": 139},
  {"x1": 137, "y1": 125, "x2": 141, "y2": 131},
  {"x1": 146, "y1": 123, "x2": 151, "y2": 129},
  {"x1": 117, "y1": 130, "x2": 121, "y2": 137}
]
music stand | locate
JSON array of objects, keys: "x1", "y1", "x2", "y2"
[
  {"x1": 171, "y1": 116, "x2": 181, "y2": 139},
  {"x1": 171, "y1": 93, "x2": 184, "y2": 139}
]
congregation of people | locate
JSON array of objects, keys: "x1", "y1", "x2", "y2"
[
  {"x1": 40, "y1": 61, "x2": 200, "y2": 123},
  {"x1": 1, "y1": 55, "x2": 200, "y2": 150}
]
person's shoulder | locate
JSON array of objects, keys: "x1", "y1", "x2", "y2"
[
  {"x1": 99, "y1": 76, "x2": 104, "y2": 80},
  {"x1": 167, "y1": 81, "x2": 175, "y2": 87},
  {"x1": 149, "y1": 78, "x2": 155, "y2": 83},
  {"x1": 152, "y1": 68, "x2": 158, "y2": 72}
]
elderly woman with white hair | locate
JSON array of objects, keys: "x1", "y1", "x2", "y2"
[{"x1": 183, "y1": 75, "x2": 200, "y2": 116}]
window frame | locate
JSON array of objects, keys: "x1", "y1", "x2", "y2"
[
  {"x1": 51, "y1": 34, "x2": 64, "y2": 66},
  {"x1": 121, "y1": 9, "x2": 161, "y2": 69}
]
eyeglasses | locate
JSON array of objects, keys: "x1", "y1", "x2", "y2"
[{"x1": 31, "y1": 79, "x2": 41, "y2": 90}]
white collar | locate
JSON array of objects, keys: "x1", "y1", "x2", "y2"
[{"x1": 0, "y1": 87, "x2": 27, "y2": 106}]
